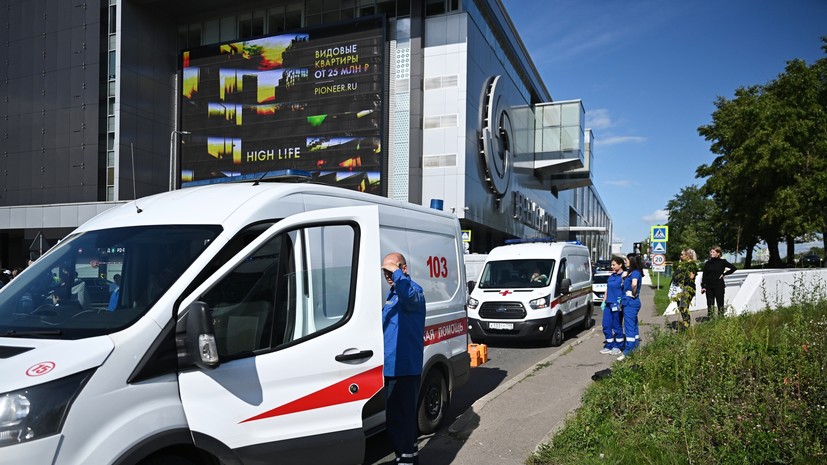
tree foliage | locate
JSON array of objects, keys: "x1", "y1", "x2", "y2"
[
  {"x1": 687, "y1": 37, "x2": 827, "y2": 267},
  {"x1": 665, "y1": 185, "x2": 721, "y2": 262}
]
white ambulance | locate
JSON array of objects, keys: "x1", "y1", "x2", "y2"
[
  {"x1": 0, "y1": 180, "x2": 469, "y2": 465},
  {"x1": 466, "y1": 240, "x2": 594, "y2": 346}
]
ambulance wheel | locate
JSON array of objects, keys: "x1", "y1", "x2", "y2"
[
  {"x1": 547, "y1": 317, "x2": 564, "y2": 347},
  {"x1": 417, "y1": 370, "x2": 448, "y2": 435},
  {"x1": 582, "y1": 303, "x2": 594, "y2": 330}
]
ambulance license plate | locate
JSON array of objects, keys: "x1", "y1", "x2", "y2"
[{"x1": 489, "y1": 322, "x2": 514, "y2": 330}]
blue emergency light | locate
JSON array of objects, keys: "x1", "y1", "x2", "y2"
[{"x1": 504, "y1": 237, "x2": 556, "y2": 245}]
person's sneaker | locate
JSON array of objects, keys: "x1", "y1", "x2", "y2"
[
  {"x1": 616, "y1": 353, "x2": 626, "y2": 361},
  {"x1": 610, "y1": 348, "x2": 621, "y2": 355},
  {"x1": 599, "y1": 348, "x2": 613, "y2": 354}
]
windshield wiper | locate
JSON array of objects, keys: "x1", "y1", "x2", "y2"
[{"x1": 2, "y1": 329, "x2": 63, "y2": 337}]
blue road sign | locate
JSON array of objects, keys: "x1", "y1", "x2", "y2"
[
  {"x1": 650, "y1": 226, "x2": 668, "y2": 242},
  {"x1": 651, "y1": 242, "x2": 667, "y2": 254}
]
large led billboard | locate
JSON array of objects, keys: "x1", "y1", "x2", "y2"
[{"x1": 180, "y1": 16, "x2": 384, "y2": 193}]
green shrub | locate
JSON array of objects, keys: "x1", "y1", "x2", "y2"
[{"x1": 527, "y1": 301, "x2": 827, "y2": 465}]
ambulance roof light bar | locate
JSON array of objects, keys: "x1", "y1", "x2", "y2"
[{"x1": 504, "y1": 237, "x2": 556, "y2": 245}]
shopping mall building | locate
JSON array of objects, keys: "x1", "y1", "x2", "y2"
[{"x1": 0, "y1": 0, "x2": 612, "y2": 268}]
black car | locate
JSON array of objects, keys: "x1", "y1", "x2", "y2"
[{"x1": 801, "y1": 253, "x2": 822, "y2": 267}]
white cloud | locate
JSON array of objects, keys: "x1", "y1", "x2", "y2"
[
  {"x1": 604, "y1": 179, "x2": 634, "y2": 187},
  {"x1": 643, "y1": 209, "x2": 669, "y2": 223},
  {"x1": 586, "y1": 109, "x2": 613, "y2": 130},
  {"x1": 600, "y1": 135, "x2": 646, "y2": 146}
]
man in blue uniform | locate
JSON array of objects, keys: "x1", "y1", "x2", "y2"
[{"x1": 382, "y1": 252, "x2": 426, "y2": 465}]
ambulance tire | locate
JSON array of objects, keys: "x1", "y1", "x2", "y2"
[
  {"x1": 547, "y1": 316, "x2": 564, "y2": 347},
  {"x1": 581, "y1": 303, "x2": 594, "y2": 330},
  {"x1": 417, "y1": 370, "x2": 448, "y2": 435}
]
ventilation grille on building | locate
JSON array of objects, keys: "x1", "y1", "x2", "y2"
[
  {"x1": 389, "y1": 37, "x2": 411, "y2": 201},
  {"x1": 424, "y1": 114, "x2": 457, "y2": 129},
  {"x1": 424, "y1": 75, "x2": 458, "y2": 90},
  {"x1": 423, "y1": 154, "x2": 457, "y2": 168},
  {"x1": 396, "y1": 47, "x2": 411, "y2": 80}
]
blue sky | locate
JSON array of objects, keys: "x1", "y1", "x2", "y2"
[{"x1": 501, "y1": 0, "x2": 827, "y2": 253}]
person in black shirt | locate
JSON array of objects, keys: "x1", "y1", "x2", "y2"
[{"x1": 700, "y1": 245, "x2": 737, "y2": 319}]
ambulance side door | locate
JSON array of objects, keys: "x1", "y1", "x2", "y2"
[{"x1": 178, "y1": 206, "x2": 383, "y2": 465}]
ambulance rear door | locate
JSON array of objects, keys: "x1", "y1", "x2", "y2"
[{"x1": 178, "y1": 206, "x2": 383, "y2": 465}]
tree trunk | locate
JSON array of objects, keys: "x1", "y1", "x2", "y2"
[
  {"x1": 786, "y1": 237, "x2": 796, "y2": 266},
  {"x1": 767, "y1": 238, "x2": 784, "y2": 268},
  {"x1": 823, "y1": 229, "x2": 827, "y2": 260},
  {"x1": 745, "y1": 241, "x2": 755, "y2": 268}
]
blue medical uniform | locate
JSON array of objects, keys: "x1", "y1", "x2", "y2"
[
  {"x1": 602, "y1": 271, "x2": 624, "y2": 350},
  {"x1": 382, "y1": 269, "x2": 426, "y2": 465},
  {"x1": 621, "y1": 269, "x2": 643, "y2": 355}
]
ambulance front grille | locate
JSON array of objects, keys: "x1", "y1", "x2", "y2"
[{"x1": 479, "y1": 301, "x2": 527, "y2": 319}]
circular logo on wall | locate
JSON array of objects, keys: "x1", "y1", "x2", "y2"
[{"x1": 480, "y1": 75, "x2": 513, "y2": 198}]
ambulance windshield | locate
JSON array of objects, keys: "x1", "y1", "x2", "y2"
[
  {"x1": 0, "y1": 225, "x2": 220, "y2": 339},
  {"x1": 477, "y1": 259, "x2": 555, "y2": 289}
]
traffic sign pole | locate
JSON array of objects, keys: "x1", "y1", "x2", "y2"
[{"x1": 648, "y1": 225, "x2": 669, "y2": 289}]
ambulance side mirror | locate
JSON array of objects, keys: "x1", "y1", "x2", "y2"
[
  {"x1": 467, "y1": 280, "x2": 476, "y2": 293},
  {"x1": 559, "y1": 278, "x2": 572, "y2": 295},
  {"x1": 185, "y1": 301, "x2": 220, "y2": 369}
]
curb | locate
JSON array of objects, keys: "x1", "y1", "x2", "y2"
[{"x1": 447, "y1": 326, "x2": 601, "y2": 435}]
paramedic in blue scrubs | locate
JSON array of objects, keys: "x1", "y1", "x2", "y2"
[
  {"x1": 382, "y1": 252, "x2": 426, "y2": 465},
  {"x1": 600, "y1": 256, "x2": 625, "y2": 355},
  {"x1": 618, "y1": 254, "x2": 644, "y2": 360}
]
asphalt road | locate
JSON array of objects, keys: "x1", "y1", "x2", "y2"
[{"x1": 364, "y1": 329, "x2": 588, "y2": 464}]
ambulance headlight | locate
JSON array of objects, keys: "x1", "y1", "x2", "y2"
[
  {"x1": 0, "y1": 370, "x2": 93, "y2": 448},
  {"x1": 467, "y1": 297, "x2": 479, "y2": 309},
  {"x1": 529, "y1": 295, "x2": 550, "y2": 309}
]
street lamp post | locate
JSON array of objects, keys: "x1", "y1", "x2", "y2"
[{"x1": 169, "y1": 130, "x2": 191, "y2": 191}]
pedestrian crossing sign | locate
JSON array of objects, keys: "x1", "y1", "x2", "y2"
[
  {"x1": 651, "y1": 241, "x2": 667, "y2": 254},
  {"x1": 650, "y1": 225, "x2": 668, "y2": 242},
  {"x1": 461, "y1": 230, "x2": 472, "y2": 242}
]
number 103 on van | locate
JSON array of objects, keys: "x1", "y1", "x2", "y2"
[{"x1": 427, "y1": 255, "x2": 449, "y2": 278}]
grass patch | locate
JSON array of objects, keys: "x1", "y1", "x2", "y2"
[
  {"x1": 525, "y1": 361, "x2": 553, "y2": 378},
  {"x1": 526, "y1": 300, "x2": 827, "y2": 465},
  {"x1": 653, "y1": 281, "x2": 671, "y2": 315}
]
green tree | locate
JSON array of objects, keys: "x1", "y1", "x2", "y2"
[
  {"x1": 763, "y1": 44, "x2": 827, "y2": 254},
  {"x1": 696, "y1": 38, "x2": 827, "y2": 267},
  {"x1": 697, "y1": 86, "x2": 773, "y2": 265},
  {"x1": 665, "y1": 185, "x2": 722, "y2": 262}
]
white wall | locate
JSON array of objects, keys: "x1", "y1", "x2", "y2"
[{"x1": 662, "y1": 269, "x2": 827, "y2": 316}]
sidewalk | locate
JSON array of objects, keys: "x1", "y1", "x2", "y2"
[{"x1": 417, "y1": 284, "x2": 665, "y2": 465}]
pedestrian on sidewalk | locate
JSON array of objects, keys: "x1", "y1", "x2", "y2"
[
  {"x1": 381, "y1": 252, "x2": 426, "y2": 465},
  {"x1": 618, "y1": 254, "x2": 644, "y2": 360},
  {"x1": 600, "y1": 256, "x2": 625, "y2": 355},
  {"x1": 670, "y1": 248, "x2": 699, "y2": 329},
  {"x1": 700, "y1": 245, "x2": 736, "y2": 319}
]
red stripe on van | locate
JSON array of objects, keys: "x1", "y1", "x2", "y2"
[
  {"x1": 239, "y1": 365, "x2": 384, "y2": 423},
  {"x1": 550, "y1": 287, "x2": 593, "y2": 309},
  {"x1": 424, "y1": 317, "x2": 467, "y2": 346}
]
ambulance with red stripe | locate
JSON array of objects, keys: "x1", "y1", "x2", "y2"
[
  {"x1": 0, "y1": 179, "x2": 469, "y2": 465},
  {"x1": 466, "y1": 240, "x2": 594, "y2": 346}
]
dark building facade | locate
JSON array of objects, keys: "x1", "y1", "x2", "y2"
[{"x1": 0, "y1": 0, "x2": 612, "y2": 269}]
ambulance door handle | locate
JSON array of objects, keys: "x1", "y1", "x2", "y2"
[{"x1": 335, "y1": 350, "x2": 374, "y2": 362}]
